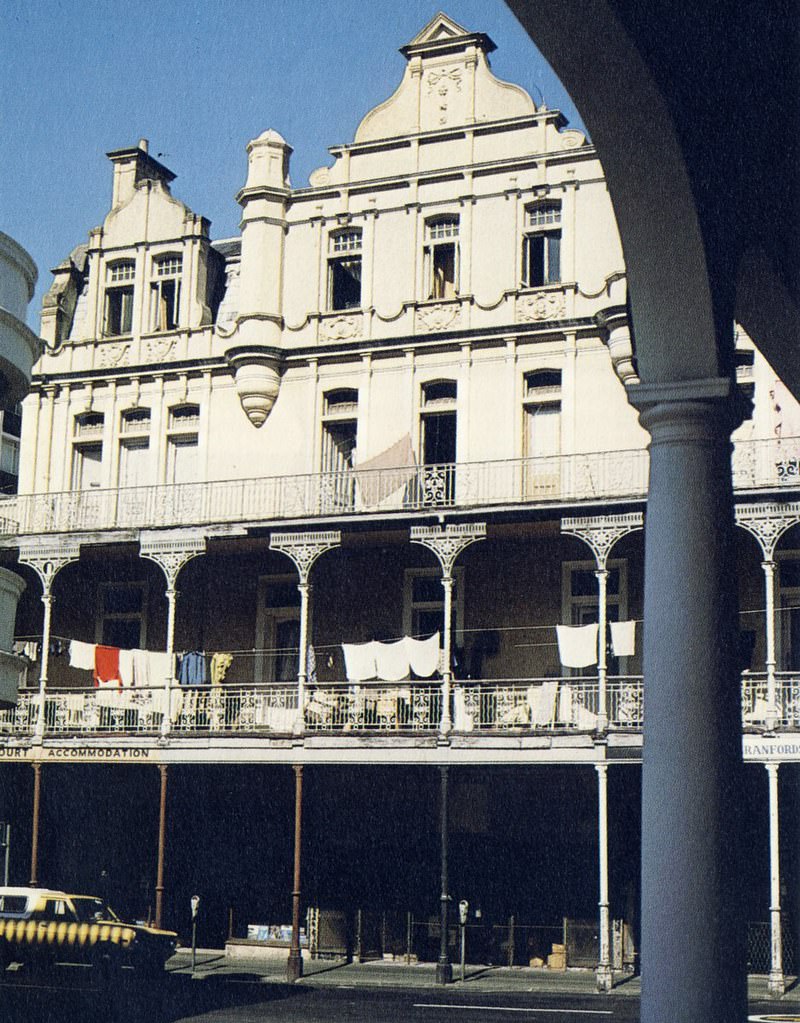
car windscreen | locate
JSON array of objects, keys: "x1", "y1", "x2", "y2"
[{"x1": 71, "y1": 898, "x2": 121, "y2": 923}]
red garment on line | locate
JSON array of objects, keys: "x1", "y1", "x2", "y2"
[{"x1": 94, "y1": 645, "x2": 121, "y2": 688}]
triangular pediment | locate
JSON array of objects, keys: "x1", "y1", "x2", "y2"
[{"x1": 408, "y1": 12, "x2": 470, "y2": 46}]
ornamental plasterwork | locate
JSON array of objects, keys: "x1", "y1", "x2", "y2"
[
  {"x1": 96, "y1": 342, "x2": 131, "y2": 369},
  {"x1": 270, "y1": 530, "x2": 342, "y2": 582},
  {"x1": 410, "y1": 522, "x2": 487, "y2": 576},
  {"x1": 426, "y1": 66, "x2": 463, "y2": 125},
  {"x1": 140, "y1": 532, "x2": 207, "y2": 587},
  {"x1": 516, "y1": 291, "x2": 567, "y2": 323},
  {"x1": 561, "y1": 512, "x2": 644, "y2": 569},
  {"x1": 417, "y1": 303, "x2": 462, "y2": 333},
  {"x1": 18, "y1": 538, "x2": 82, "y2": 591},
  {"x1": 736, "y1": 502, "x2": 800, "y2": 558},
  {"x1": 143, "y1": 337, "x2": 176, "y2": 363},
  {"x1": 319, "y1": 315, "x2": 362, "y2": 341}
]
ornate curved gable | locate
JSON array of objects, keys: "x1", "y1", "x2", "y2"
[{"x1": 353, "y1": 12, "x2": 536, "y2": 143}]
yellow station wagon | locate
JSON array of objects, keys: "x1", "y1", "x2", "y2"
[{"x1": 0, "y1": 887, "x2": 178, "y2": 979}]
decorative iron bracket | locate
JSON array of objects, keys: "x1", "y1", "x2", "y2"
[
  {"x1": 561, "y1": 512, "x2": 643, "y2": 569},
  {"x1": 736, "y1": 502, "x2": 800, "y2": 560},
  {"x1": 140, "y1": 531, "x2": 207, "y2": 588},
  {"x1": 410, "y1": 522, "x2": 487, "y2": 576},
  {"x1": 270, "y1": 530, "x2": 341, "y2": 583}
]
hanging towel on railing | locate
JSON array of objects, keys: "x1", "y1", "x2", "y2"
[
  {"x1": 178, "y1": 651, "x2": 207, "y2": 686},
  {"x1": 342, "y1": 641, "x2": 378, "y2": 682},
  {"x1": 407, "y1": 632, "x2": 441, "y2": 677},
  {"x1": 610, "y1": 620, "x2": 636, "y2": 657},
  {"x1": 374, "y1": 639, "x2": 411, "y2": 681},
  {"x1": 555, "y1": 624, "x2": 598, "y2": 668},
  {"x1": 94, "y1": 645, "x2": 122, "y2": 688},
  {"x1": 69, "y1": 640, "x2": 95, "y2": 670},
  {"x1": 355, "y1": 434, "x2": 415, "y2": 507},
  {"x1": 210, "y1": 652, "x2": 233, "y2": 686},
  {"x1": 118, "y1": 649, "x2": 134, "y2": 688}
]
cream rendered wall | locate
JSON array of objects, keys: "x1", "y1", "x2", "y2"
[{"x1": 573, "y1": 344, "x2": 645, "y2": 452}]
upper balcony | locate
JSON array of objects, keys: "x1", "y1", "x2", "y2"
[{"x1": 0, "y1": 435, "x2": 795, "y2": 538}]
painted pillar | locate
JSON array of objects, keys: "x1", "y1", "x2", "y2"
[
  {"x1": 595, "y1": 569, "x2": 609, "y2": 731},
  {"x1": 155, "y1": 764, "x2": 168, "y2": 929},
  {"x1": 762, "y1": 560, "x2": 778, "y2": 728},
  {"x1": 34, "y1": 589, "x2": 53, "y2": 740},
  {"x1": 440, "y1": 574, "x2": 454, "y2": 735},
  {"x1": 287, "y1": 764, "x2": 304, "y2": 981},
  {"x1": 29, "y1": 762, "x2": 42, "y2": 886},
  {"x1": 436, "y1": 765, "x2": 453, "y2": 985},
  {"x1": 631, "y1": 378, "x2": 747, "y2": 1023},
  {"x1": 766, "y1": 762, "x2": 784, "y2": 996},
  {"x1": 296, "y1": 581, "x2": 310, "y2": 733},
  {"x1": 595, "y1": 763, "x2": 613, "y2": 992},
  {"x1": 162, "y1": 587, "x2": 177, "y2": 737}
]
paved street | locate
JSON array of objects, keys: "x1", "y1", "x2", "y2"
[{"x1": 1, "y1": 956, "x2": 799, "y2": 1023}]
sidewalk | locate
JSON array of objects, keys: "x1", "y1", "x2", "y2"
[{"x1": 167, "y1": 949, "x2": 800, "y2": 1003}]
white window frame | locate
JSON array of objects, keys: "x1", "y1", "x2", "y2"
[
  {"x1": 423, "y1": 216, "x2": 460, "y2": 301},
  {"x1": 327, "y1": 229, "x2": 363, "y2": 311},
  {"x1": 95, "y1": 580, "x2": 148, "y2": 648},
  {"x1": 104, "y1": 261, "x2": 136, "y2": 337},
  {"x1": 149, "y1": 254, "x2": 183, "y2": 332},
  {"x1": 522, "y1": 202, "x2": 562, "y2": 288}
]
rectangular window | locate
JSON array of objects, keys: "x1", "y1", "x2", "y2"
[
  {"x1": 403, "y1": 567, "x2": 464, "y2": 646},
  {"x1": 328, "y1": 231, "x2": 362, "y2": 310},
  {"x1": 150, "y1": 255, "x2": 182, "y2": 331},
  {"x1": 523, "y1": 203, "x2": 562, "y2": 287},
  {"x1": 72, "y1": 443, "x2": 103, "y2": 490},
  {"x1": 104, "y1": 287, "x2": 134, "y2": 335},
  {"x1": 562, "y1": 560, "x2": 628, "y2": 674},
  {"x1": 255, "y1": 574, "x2": 301, "y2": 683},
  {"x1": 167, "y1": 434, "x2": 198, "y2": 485},
  {"x1": 97, "y1": 581, "x2": 147, "y2": 648},
  {"x1": 118, "y1": 438, "x2": 149, "y2": 488},
  {"x1": 523, "y1": 232, "x2": 561, "y2": 287},
  {"x1": 425, "y1": 218, "x2": 459, "y2": 300},
  {"x1": 329, "y1": 258, "x2": 362, "y2": 310}
]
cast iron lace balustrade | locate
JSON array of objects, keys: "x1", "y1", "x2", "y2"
[
  {"x1": 6, "y1": 675, "x2": 800, "y2": 738},
  {"x1": 1, "y1": 437, "x2": 797, "y2": 537}
]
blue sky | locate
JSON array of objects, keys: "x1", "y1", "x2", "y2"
[{"x1": 1, "y1": 0, "x2": 585, "y2": 323}]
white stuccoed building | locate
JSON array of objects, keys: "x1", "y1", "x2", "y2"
[{"x1": 0, "y1": 12, "x2": 798, "y2": 999}]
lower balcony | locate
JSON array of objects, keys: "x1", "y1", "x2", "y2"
[{"x1": 2, "y1": 674, "x2": 796, "y2": 742}]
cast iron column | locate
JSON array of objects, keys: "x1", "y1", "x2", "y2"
[
  {"x1": 767, "y1": 762, "x2": 785, "y2": 996},
  {"x1": 595, "y1": 763, "x2": 613, "y2": 991},
  {"x1": 436, "y1": 765, "x2": 453, "y2": 984},
  {"x1": 155, "y1": 764, "x2": 168, "y2": 929},
  {"x1": 632, "y1": 379, "x2": 747, "y2": 1023},
  {"x1": 29, "y1": 762, "x2": 42, "y2": 886},
  {"x1": 287, "y1": 764, "x2": 304, "y2": 981}
]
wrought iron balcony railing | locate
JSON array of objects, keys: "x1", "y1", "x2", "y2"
[
  {"x1": 0, "y1": 674, "x2": 790, "y2": 740},
  {"x1": 0, "y1": 435, "x2": 795, "y2": 538}
]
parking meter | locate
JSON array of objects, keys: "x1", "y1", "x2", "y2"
[{"x1": 458, "y1": 900, "x2": 469, "y2": 980}]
